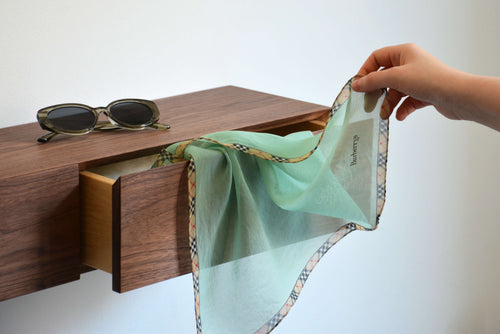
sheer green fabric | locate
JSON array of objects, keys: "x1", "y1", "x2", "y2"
[{"x1": 154, "y1": 78, "x2": 389, "y2": 333}]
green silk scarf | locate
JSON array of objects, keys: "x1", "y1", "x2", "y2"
[{"x1": 153, "y1": 77, "x2": 389, "y2": 333}]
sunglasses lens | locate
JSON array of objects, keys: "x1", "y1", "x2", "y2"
[
  {"x1": 109, "y1": 102, "x2": 155, "y2": 126},
  {"x1": 47, "y1": 107, "x2": 95, "y2": 132}
]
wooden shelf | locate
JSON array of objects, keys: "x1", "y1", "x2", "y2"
[{"x1": 0, "y1": 85, "x2": 330, "y2": 301}]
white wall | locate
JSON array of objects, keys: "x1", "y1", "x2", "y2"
[{"x1": 1, "y1": 1, "x2": 499, "y2": 333}]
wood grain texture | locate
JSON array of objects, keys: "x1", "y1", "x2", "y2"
[
  {"x1": 0, "y1": 86, "x2": 330, "y2": 177},
  {"x1": 113, "y1": 161, "x2": 190, "y2": 293},
  {"x1": 0, "y1": 165, "x2": 80, "y2": 301}
]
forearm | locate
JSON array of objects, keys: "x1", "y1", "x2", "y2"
[{"x1": 447, "y1": 71, "x2": 500, "y2": 131}]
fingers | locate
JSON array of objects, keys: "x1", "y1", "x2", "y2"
[
  {"x1": 379, "y1": 88, "x2": 406, "y2": 119},
  {"x1": 352, "y1": 67, "x2": 400, "y2": 92},
  {"x1": 378, "y1": 90, "x2": 430, "y2": 121},
  {"x1": 386, "y1": 88, "x2": 406, "y2": 112},
  {"x1": 353, "y1": 43, "x2": 432, "y2": 122},
  {"x1": 353, "y1": 43, "x2": 418, "y2": 92},
  {"x1": 395, "y1": 97, "x2": 430, "y2": 121},
  {"x1": 357, "y1": 45, "x2": 404, "y2": 76}
]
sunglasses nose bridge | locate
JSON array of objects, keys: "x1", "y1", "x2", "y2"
[{"x1": 94, "y1": 107, "x2": 108, "y2": 115}]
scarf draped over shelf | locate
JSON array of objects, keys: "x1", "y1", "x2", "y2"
[{"x1": 153, "y1": 77, "x2": 389, "y2": 334}]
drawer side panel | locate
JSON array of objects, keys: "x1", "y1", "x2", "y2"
[{"x1": 80, "y1": 171, "x2": 114, "y2": 273}]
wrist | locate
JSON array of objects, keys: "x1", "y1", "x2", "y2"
[{"x1": 446, "y1": 72, "x2": 500, "y2": 130}]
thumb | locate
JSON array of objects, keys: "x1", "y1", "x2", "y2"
[{"x1": 352, "y1": 69, "x2": 398, "y2": 92}]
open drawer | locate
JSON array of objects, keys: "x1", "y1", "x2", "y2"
[
  {"x1": 80, "y1": 115, "x2": 328, "y2": 293},
  {"x1": 81, "y1": 157, "x2": 191, "y2": 293}
]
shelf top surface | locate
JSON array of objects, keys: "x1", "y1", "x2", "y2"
[{"x1": 0, "y1": 86, "x2": 329, "y2": 179}]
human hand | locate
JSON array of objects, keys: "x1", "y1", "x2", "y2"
[{"x1": 352, "y1": 43, "x2": 463, "y2": 122}]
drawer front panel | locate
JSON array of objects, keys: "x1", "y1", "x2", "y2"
[
  {"x1": 0, "y1": 165, "x2": 80, "y2": 301},
  {"x1": 114, "y1": 161, "x2": 191, "y2": 293}
]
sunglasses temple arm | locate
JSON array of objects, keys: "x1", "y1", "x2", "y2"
[
  {"x1": 37, "y1": 122, "x2": 170, "y2": 143},
  {"x1": 150, "y1": 123, "x2": 171, "y2": 130},
  {"x1": 37, "y1": 132, "x2": 58, "y2": 143}
]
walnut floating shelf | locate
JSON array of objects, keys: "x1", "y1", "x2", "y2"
[{"x1": 0, "y1": 86, "x2": 330, "y2": 301}]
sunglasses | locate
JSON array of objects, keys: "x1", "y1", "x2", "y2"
[{"x1": 36, "y1": 99, "x2": 170, "y2": 143}]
